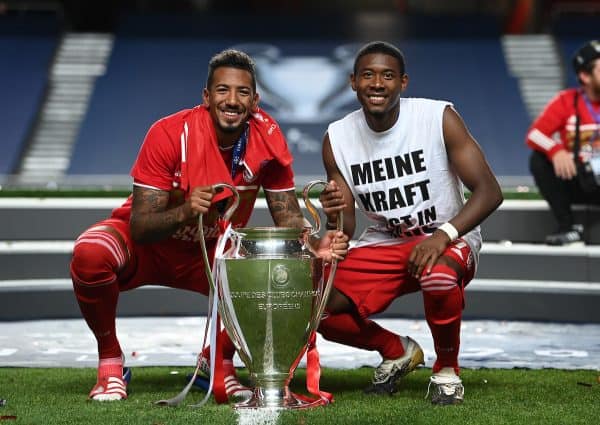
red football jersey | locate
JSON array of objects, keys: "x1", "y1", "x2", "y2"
[
  {"x1": 111, "y1": 108, "x2": 296, "y2": 245},
  {"x1": 526, "y1": 88, "x2": 600, "y2": 160}
]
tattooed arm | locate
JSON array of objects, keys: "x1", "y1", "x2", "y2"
[
  {"x1": 265, "y1": 189, "x2": 349, "y2": 261},
  {"x1": 130, "y1": 185, "x2": 215, "y2": 243},
  {"x1": 264, "y1": 189, "x2": 305, "y2": 228}
]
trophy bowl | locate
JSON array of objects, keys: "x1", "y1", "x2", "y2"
[
  {"x1": 215, "y1": 226, "x2": 325, "y2": 409},
  {"x1": 155, "y1": 181, "x2": 340, "y2": 410}
]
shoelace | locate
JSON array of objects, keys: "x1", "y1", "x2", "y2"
[
  {"x1": 374, "y1": 360, "x2": 397, "y2": 381},
  {"x1": 373, "y1": 341, "x2": 416, "y2": 382}
]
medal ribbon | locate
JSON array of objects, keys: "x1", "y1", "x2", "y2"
[
  {"x1": 230, "y1": 125, "x2": 248, "y2": 178},
  {"x1": 582, "y1": 93, "x2": 600, "y2": 143}
]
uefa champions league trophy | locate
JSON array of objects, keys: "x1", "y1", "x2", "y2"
[{"x1": 209, "y1": 180, "x2": 342, "y2": 409}]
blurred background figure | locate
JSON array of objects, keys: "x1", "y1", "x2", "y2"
[
  {"x1": 5, "y1": 0, "x2": 594, "y2": 191},
  {"x1": 526, "y1": 39, "x2": 600, "y2": 246}
]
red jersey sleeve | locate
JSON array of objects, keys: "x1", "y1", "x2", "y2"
[
  {"x1": 526, "y1": 90, "x2": 572, "y2": 159},
  {"x1": 261, "y1": 160, "x2": 296, "y2": 192},
  {"x1": 130, "y1": 119, "x2": 179, "y2": 191}
]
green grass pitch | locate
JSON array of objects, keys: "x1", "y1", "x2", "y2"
[{"x1": 1, "y1": 367, "x2": 599, "y2": 424}]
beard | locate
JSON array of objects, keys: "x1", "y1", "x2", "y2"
[
  {"x1": 218, "y1": 123, "x2": 243, "y2": 133},
  {"x1": 216, "y1": 111, "x2": 248, "y2": 134}
]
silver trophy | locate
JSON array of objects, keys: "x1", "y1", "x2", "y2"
[{"x1": 212, "y1": 180, "x2": 341, "y2": 409}]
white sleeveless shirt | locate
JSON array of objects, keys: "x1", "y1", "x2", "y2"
[{"x1": 328, "y1": 97, "x2": 482, "y2": 260}]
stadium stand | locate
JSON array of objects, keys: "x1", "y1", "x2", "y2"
[
  {"x1": 0, "y1": 13, "x2": 58, "y2": 177},
  {"x1": 1, "y1": 9, "x2": 599, "y2": 325},
  {"x1": 1, "y1": 198, "x2": 599, "y2": 322},
  {"x1": 67, "y1": 14, "x2": 530, "y2": 182},
  {"x1": 560, "y1": 36, "x2": 594, "y2": 87}
]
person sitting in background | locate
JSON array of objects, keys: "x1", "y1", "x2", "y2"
[{"x1": 526, "y1": 40, "x2": 600, "y2": 246}]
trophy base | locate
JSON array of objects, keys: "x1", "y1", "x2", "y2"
[{"x1": 233, "y1": 387, "x2": 327, "y2": 410}]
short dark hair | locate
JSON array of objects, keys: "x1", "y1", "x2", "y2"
[
  {"x1": 207, "y1": 49, "x2": 257, "y2": 92},
  {"x1": 353, "y1": 41, "x2": 406, "y2": 75}
]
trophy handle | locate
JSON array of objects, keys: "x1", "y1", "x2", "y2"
[
  {"x1": 301, "y1": 180, "x2": 344, "y2": 338},
  {"x1": 198, "y1": 183, "x2": 240, "y2": 293},
  {"x1": 302, "y1": 180, "x2": 344, "y2": 234},
  {"x1": 212, "y1": 182, "x2": 240, "y2": 222},
  {"x1": 197, "y1": 184, "x2": 252, "y2": 360}
]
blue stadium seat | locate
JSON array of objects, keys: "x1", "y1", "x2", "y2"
[
  {"x1": 400, "y1": 39, "x2": 530, "y2": 177},
  {"x1": 552, "y1": 11, "x2": 598, "y2": 87},
  {"x1": 69, "y1": 17, "x2": 529, "y2": 179},
  {"x1": 559, "y1": 37, "x2": 592, "y2": 88},
  {"x1": 0, "y1": 15, "x2": 58, "y2": 175}
]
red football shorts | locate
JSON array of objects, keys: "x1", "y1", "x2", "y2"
[
  {"x1": 331, "y1": 238, "x2": 475, "y2": 318},
  {"x1": 81, "y1": 218, "x2": 213, "y2": 294}
]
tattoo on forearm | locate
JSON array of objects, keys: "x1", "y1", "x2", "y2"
[
  {"x1": 146, "y1": 190, "x2": 163, "y2": 211},
  {"x1": 130, "y1": 186, "x2": 185, "y2": 242},
  {"x1": 267, "y1": 191, "x2": 305, "y2": 228}
]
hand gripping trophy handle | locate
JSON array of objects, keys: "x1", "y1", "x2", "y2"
[
  {"x1": 199, "y1": 181, "x2": 344, "y2": 353},
  {"x1": 197, "y1": 183, "x2": 250, "y2": 368},
  {"x1": 198, "y1": 183, "x2": 240, "y2": 294},
  {"x1": 189, "y1": 181, "x2": 343, "y2": 410},
  {"x1": 302, "y1": 180, "x2": 344, "y2": 339},
  {"x1": 155, "y1": 183, "x2": 239, "y2": 408}
]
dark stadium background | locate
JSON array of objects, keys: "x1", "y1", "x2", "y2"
[{"x1": 0, "y1": 0, "x2": 599, "y2": 323}]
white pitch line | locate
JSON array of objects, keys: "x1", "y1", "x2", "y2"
[
  {"x1": 0, "y1": 198, "x2": 270, "y2": 209},
  {"x1": 0, "y1": 241, "x2": 74, "y2": 253},
  {"x1": 3, "y1": 198, "x2": 594, "y2": 212},
  {"x1": 467, "y1": 278, "x2": 600, "y2": 294},
  {"x1": 0, "y1": 198, "x2": 124, "y2": 208},
  {"x1": 1, "y1": 277, "x2": 598, "y2": 294},
  {"x1": 2, "y1": 240, "x2": 600, "y2": 257},
  {"x1": 481, "y1": 242, "x2": 600, "y2": 256},
  {"x1": 0, "y1": 279, "x2": 172, "y2": 292}
]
